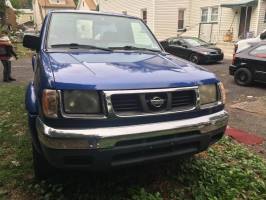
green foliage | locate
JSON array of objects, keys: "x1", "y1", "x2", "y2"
[
  {"x1": 0, "y1": 85, "x2": 32, "y2": 193},
  {"x1": 0, "y1": 2, "x2": 5, "y2": 24},
  {"x1": 130, "y1": 188, "x2": 163, "y2": 200},
  {"x1": 74, "y1": 0, "x2": 79, "y2": 6},
  {"x1": 0, "y1": 85, "x2": 265, "y2": 200},
  {"x1": 10, "y1": 0, "x2": 32, "y2": 9}
]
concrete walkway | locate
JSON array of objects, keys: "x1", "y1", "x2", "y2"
[{"x1": 0, "y1": 57, "x2": 33, "y2": 85}]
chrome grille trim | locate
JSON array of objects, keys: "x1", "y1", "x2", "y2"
[{"x1": 103, "y1": 87, "x2": 199, "y2": 118}]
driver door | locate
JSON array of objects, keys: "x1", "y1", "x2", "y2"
[
  {"x1": 250, "y1": 45, "x2": 266, "y2": 82},
  {"x1": 167, "y1": 39, "x2": 187, "y2": 59}
]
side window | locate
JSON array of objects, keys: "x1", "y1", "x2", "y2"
[
  {"x1": 201, "y1": 8, "x2": 208, "y2": 23},
  {"x1": 211, "y1": 7, "x2": 218, "y2": 22},
  {"x1": 250, "y1": 45, "x2": 266, "y2": 59},
  {"x1": 141, "y1": 9, "x2": 147, "y2": 24},
  {"x1": 178, "y1": 9, "x2": 185, "y2": 30}
]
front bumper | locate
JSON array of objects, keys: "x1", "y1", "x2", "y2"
[
  {"x1": 229, "y1": 65, "x2": 237, "y2": 75},
  {"x1": 204, "y1": 54, "x2": 224, "y2": 63},
  {"x1": 37, "y1": 110, "x2": 228, "y2": 150},
  {"x1": 36, "y1": 111, "x2": 228, "y2": 169}
]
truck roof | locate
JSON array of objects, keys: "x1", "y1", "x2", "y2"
[{"x1": 48, "y1": 10, "x2": 140, "y2": 20}]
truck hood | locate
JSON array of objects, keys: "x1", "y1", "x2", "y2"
[{"x1": 47, "y1": 51, "x2": 218, "y2": 90}]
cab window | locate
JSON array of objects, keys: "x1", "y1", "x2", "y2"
[{"x1": 250, "y1": 45, "x2": 266, "y2": 59}]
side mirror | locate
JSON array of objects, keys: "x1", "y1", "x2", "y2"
[
  {"x1": 160, "y1": 40, "x2": 168, "y2": 47},
  {"x1": 260, "y1": 32, "x2": 266, "y2": 40},
  {"x1": 23, "y1": 35, "x2": 40, "y2": 51},
  {"x1": 181, "y1": 44, "x2": 188, "y2": 48}
]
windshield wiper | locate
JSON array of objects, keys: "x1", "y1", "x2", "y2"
[
  {"x1": 109, "y1": 46, "x2": 162, "y2": 53},
  {"x1": 50, "y1": 43, "x2": 112, "y2": 51}
]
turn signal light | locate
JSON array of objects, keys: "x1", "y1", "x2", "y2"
[
  {"x1": 218, "y1": 82, "x2": 226, "y2": 104},
  {"x1": 42, "y1": 89, "x2": 58, "y2": 118}
]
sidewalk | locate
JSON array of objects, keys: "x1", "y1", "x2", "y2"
[{"x1": 0, "y1": 57, "x2": 33, "y2": 85}]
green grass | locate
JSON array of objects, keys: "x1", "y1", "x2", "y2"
[
  {"x1": 13, "y1": 43, "x2": 33, "y2": 58},
  {"x1": 0, "y1": 85, "x2": 265, "y2": 200}
]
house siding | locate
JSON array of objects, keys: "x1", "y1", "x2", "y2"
[
  {"x1": 33, "y1": 0, "x2": 76, "y2": 30},
  {"x1": 100, "y1": 0, "x2": 155, "y2": 32},
  {"x1": 77, "y1": 0, "x2": 96, "y2": 11},
  {"x1": 17, "y1": 11, "x2": 34, "y2": 25},
  {"x1": 183, "y1": 0, "x2": 241, "y2": 42},
  {"x1": 257, "y1": 0, "x2": 266, "y2": 34},
  {"x1": 154, "y1": 0, "x2": 190, "y2": 41},
  {"x1": 86, "y1": 0, "x2": 266, "y2": 42}
]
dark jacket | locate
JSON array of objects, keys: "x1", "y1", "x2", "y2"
[{"x1": 0, "y1": 45, "x2": 17, "y2": 60}]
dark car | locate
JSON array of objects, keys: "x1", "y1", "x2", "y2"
[
  {"x1": 23, "y1": 11, "x2": 228, "y2": 179},
  {"x1": 230, "y1": 41, "x2": 266, "y2": 86},
  {"x1": 161, "y1": 37, "x2": 224, "y2": 64}
]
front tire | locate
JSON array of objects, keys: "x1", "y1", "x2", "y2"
[
  {"x1": 32, "y1": 144, "x2": 55, "y2": 180},
  {"x1": 234, "y1": 68, "x2": 252, "y2": 86},
  {"x1": 190, "y1": 54, "x2": 200, "y2": 64}
]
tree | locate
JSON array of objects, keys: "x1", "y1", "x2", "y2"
[
  {"x1": 74, "y1": 0, "x2": 79, "y2": 6},
  {"x1": 10, "y1": 0, "x2": 32, "y2": 9},
  {"x1": 0, "y1": 0, "x2": 6, "y2": 25}
]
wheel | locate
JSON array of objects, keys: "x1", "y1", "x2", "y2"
[
  {"x1": 190, "y1": 54, "x2": 200, "y2": 64},
  {"x1": 234, "y1": 68, "x2": 252, "y2": 86},
  {"x1": 32, "y1": 143, "x2": 55, "y2": 180}
]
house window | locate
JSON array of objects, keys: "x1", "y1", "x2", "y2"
[
  {"x1": 122, "y1": 11, "x2": 127, "y2": 15},
  {"x1": 178, "y1": 9, "x2": 185, "y2": 30},
  {"x1": 211, "y1": 7, "x2": 218, "y2": 22},
  {"x1": 201, "y1": 8, "x2": 208, "y2": 23},
  {"x1": 264, "y1": 11, "x2": 266, "y2": 23},
  {"x1": 141, "y1": 9, "x2": 147, "y2": 24},
  {"x1": 201, "y1": 7, "x2": 218, "y2": 23}
]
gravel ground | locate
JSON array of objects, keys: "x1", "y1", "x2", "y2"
[
  {"x1": 0, "y1": 56, "x2": 265, "y2": 139},
  {"x1": 202, "y1": 59, "x2": 266, "y2": 138}
]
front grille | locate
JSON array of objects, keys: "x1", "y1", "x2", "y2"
[
  {"x1": 172, "y1": 90, "x2": 195, "y2": 108},
  {"x1": 110, "y1": 89, "x2": 196, "y2": 116},
  {"x1": 111, "y1": 94, "x2": 141, "y2": 112}
]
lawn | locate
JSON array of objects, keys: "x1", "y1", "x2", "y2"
[
  {"x1": 13, "y1": 43, "x2": 33, "y2": 58},
  {"x1": 0, "y1": 85, "x2": 265, "y2": 200}
]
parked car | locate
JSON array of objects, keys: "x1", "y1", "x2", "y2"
[
  {"x1": 160, "y1": 37, "x2": 224, "y2": 64},
  {"x1": 23, "y1": 10, "x2": 228, "y2": 179},
  {"x1": 235, "y1": 29, "x2": 266, "y2": 53},
  {"x1": 230, "y1": 41, "x2": 266, "y2": 86}
]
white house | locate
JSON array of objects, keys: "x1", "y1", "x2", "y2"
[
  {"x1": 100, "y1": 0, "x2": 266, "y2": 42},
  {"x1": 17, "y1": 9, "x2": 34, "y2": 25},
  {"x1": 32, "y1": 0, "x2": 76, "y2": 30},
  {"x1": 76, "y1": 0, "x2": 97, "y2": 10}
]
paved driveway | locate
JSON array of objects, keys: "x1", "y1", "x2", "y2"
[
  {"x1": 202, "y1": 60, "x2": 266, "y2": 138},
  {"x1": 0, "y1": 58, "x2": 33, "y2": 85}
]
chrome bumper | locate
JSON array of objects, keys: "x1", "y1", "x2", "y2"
[{"x1": 36, "y1": 110, "x2": 229, "y2": 150}]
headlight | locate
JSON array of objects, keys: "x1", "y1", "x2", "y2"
[
  {"x1": 63, "y1": 91, "x2": 101, "y2": 114},
  {"x1": 199, "y1": 84, "x2": 218, "y2": 105},
  {"x1": 42, "y1": 89, "x2": 58, "y2": 118},
  {"x1": 202, "y1": 51, "x2": 210, "y2": 55}
]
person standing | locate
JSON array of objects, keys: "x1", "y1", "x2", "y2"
[{"x1": 0, "y1": 31, "x2": 18, "y2": 82}]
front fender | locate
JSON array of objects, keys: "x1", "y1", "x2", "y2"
[{"x1": 25, "y1": 81, "x2": 38, "y2": 114}]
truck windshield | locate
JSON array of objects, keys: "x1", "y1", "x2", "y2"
[{"x1": 47, "y1": 13, "x2": 161, "y2": 51}]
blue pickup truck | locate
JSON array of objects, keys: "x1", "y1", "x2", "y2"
[{"x1": 23, "y1": 11, "x2": 228, "y2": 179}]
